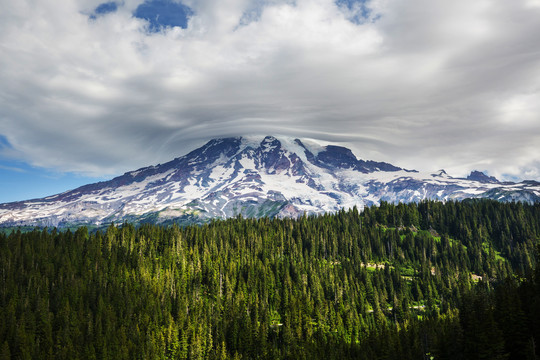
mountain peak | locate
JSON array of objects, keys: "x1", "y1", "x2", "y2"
[
  {"x1": 316, "y1": 145, "x2": 359, "y2": 169},
  {"x1": 466, "y1": 170, "x2": 499, "y2": 184},
  {"x1": 432, "y1": 169, "x2": 448, "y2": 177}
]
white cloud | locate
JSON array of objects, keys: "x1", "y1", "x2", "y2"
[{"x1": 0, "y1": 0, "x2": 539, "y2": 181}]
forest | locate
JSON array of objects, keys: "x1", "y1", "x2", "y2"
[{"x1": 0, "y1": 199, "x2": 539, "y2": 359}]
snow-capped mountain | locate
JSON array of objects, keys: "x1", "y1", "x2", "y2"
[{"x1": 1, "y1": 135, "x2": 539, "y2": 228}]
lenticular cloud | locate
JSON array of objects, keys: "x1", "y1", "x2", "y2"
[{"x1": 0, "y1": 0, "x2": 539, "y2": 182}]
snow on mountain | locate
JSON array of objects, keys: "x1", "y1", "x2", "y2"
[{"x1": 1, "y1": 135, "x2": 539, "y2": 228}]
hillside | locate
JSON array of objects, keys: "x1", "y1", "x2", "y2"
[{"x1": 1, "y1": 200, "x2": 539, "y2": 359}]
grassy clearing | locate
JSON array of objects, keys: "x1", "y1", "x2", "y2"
[{"x1": 482, "y1": 241, "x2": 506, "y2": 262}]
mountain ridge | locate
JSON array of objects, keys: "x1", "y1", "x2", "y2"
[{"x1": 1, "y1": 135, "x2": 539, "y2": 228}]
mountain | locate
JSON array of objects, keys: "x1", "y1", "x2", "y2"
[
  {"x1": 1, "y1": 135, "x2": 539, "y2": 228},
  {"x1": 466, "y1": 170, "x2": 499, "y2": 183}
]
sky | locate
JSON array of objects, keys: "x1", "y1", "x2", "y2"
[{"x1": 1, "y1": 0, "x2": 540, "y2": 203}]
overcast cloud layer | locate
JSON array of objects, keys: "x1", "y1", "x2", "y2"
[{"x1": 1, "y1": 0, "x2": 540, "y2": 181}]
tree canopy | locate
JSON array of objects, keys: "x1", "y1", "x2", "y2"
[{"x1": 1, "y1": 199, "x2": 539, "y2": 359}]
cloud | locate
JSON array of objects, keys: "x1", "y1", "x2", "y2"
[
  {"x1": 0, "y1": 0, "x2": 539, "y2": 181},
  {"x1": 0, "y1": 164, "x2": 26, "y2": 173}
]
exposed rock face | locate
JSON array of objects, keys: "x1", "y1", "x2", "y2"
[
  {"x1": 1, "y1": 135, "x2": 539, "y2": 228},
  {"x1": 466, "y1": 171, "x2": 499, "y2": 184}
]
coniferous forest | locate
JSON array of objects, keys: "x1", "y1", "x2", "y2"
[{"x1": 1, "y1": 200, "x2": 540, "y2": 359}]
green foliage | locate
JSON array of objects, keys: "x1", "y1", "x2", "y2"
[{"x1": 0, "y1": 200, "x2": 539, "y2": 359}]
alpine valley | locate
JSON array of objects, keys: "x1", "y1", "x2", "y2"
[{"x1": 1, "y1": 135, "x2": 539, "y2": 228}]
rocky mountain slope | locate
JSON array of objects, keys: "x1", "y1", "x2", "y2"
[{"x1": 1, "y1": 135, "x2": 539, "y2": 228}]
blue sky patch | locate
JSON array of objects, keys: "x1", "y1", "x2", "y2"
[
  {"x1": 238, "y1": 0, "x2": 266, "y2": 27},
  {"x1": 0, "y1": 135, "x2": 12, "y2": 150},
  {"x1": 335, "y1": 0, "x2": 373, "y2": 24},
  {"x1": 90, "y1": 2, "x2": 118, "y2": 19},
  {"x1": 133, "y1": 0, "x2": 193, "y2": 32},
  {"x1": 0, "y1": 134, "x2": 110, "y2": 203},
  {"x1": 96, "y1": 2, "x2": 118, "y2": 15},
  {"x1": 0, "y1": 158, "x2": 110, "y2": 203}
]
